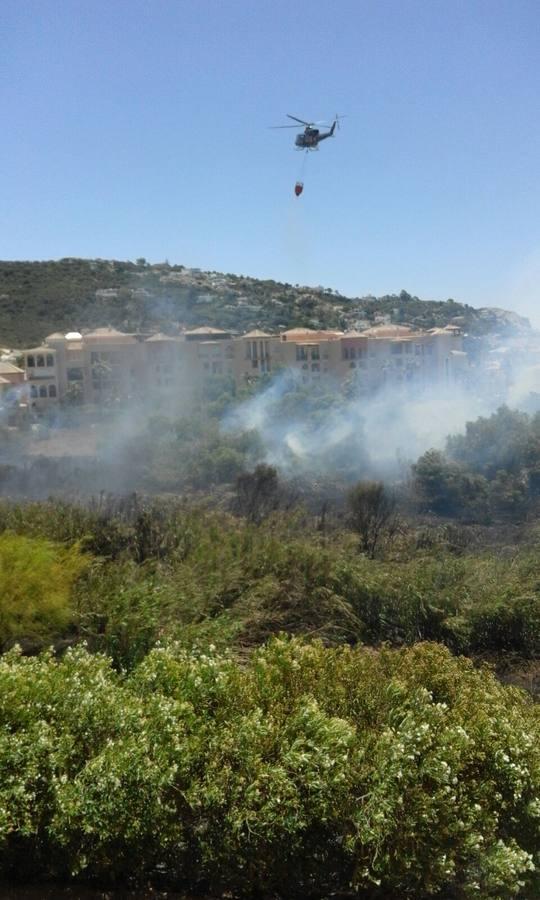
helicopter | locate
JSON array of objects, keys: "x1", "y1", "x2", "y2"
[{"x1": 271, "y1": 114, "x2": 343, "y2": 150}]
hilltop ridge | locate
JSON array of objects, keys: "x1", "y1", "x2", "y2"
[{"x1": 0, "y1": 257, "x2": 530, "y2": 347}]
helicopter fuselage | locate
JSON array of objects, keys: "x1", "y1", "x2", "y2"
[{"x1": 294, "y1": 124, "x2": 335, "y2": 150}]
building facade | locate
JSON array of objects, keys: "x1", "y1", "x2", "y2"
[{"x1": 22, "y1": 323, "x2": 467, "y2": 412}]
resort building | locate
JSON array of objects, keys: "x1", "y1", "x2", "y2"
[{"x1": 21, "y1": 323, "x2": 467, "y2": 412}]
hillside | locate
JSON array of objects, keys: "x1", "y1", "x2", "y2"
[{"x1": 0, "y1": 258, "x2": 530, "y2": 347}]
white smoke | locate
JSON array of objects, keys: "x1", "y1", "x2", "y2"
[{"x1": 223, "y1": 367, "x2": 531, "y2": 482}]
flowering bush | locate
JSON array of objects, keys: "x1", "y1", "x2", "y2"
[{"x1": 0, "y1": 639, "x2": 538, "y2": 897}]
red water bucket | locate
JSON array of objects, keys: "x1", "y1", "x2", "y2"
[{"x1": 294, "y1": 181, "x2": 304, "y2": 197}]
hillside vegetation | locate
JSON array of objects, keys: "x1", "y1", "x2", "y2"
[{"x1": 0, "y1": 257, "x2": 528, "y2": 347}]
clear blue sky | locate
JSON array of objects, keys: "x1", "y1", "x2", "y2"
[{"x1": 2, "y1": 0, "x2": 540, "y2": 318}]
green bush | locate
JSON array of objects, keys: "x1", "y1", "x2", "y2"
[
  {"x1": 0, "y1": 533, "x2": 88, "y2": 650},
  {"x1": 0, "y1": 639, "x2": 538, "y2": 897}
]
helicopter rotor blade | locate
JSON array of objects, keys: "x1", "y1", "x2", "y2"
[
  {"x1": 269, "y1": 125, "x2": 301, "y2": 129},
  {"x1": 286, "y1": 114, "x2": 313, "y2": 126}
]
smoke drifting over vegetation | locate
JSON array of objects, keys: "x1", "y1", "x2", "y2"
[
  {"x1": 2, "y1": 356, "x2": 540, "y2": 503},
  {"x1": 224, "y1": 371, "x2": 505, "y2": 481},
  {"x1": 2, "y1": 258, "x2": 540, "y2": 508}
]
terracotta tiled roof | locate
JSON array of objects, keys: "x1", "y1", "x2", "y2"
[
  {"x1": 83, "y1": 328, "x2": 137, "y2": 342},
  {"x1": 145, "y1": 333, "x2": 178, "y2": 342},
  {"x1": 361, "y1": 325, "x2": 415, "y2": 338}
]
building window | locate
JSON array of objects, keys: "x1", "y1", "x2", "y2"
[
  {"x1": 415, "y1": 344, "x2": 422, "y2": 356},
  {"x1": 302, "y1": 363, "x2": 309, "y2": 370},
  {"x1": 311, "y1": 346, "x2": 320, "y2": 360},
  {"x1": 350, "y1": 361, "x2": 357, "y2": 369},
  {"x1": 39, "y1": 386, "x2": 47, "y2": 398},
  {"x1": 48, "y1": 384, "x2": 57, "y2": 398},
  {"x1": 296, "y1": 346, "x2": 308, "y2": 361},
  {"x1": 37, "y1": 355, "x2": 45, "y2": 367},
  {"x1": 30, "y1": 385, "x2": 38, "y2": 398},
  {"x1": 46, "y1": 354, "x2": 54, "y2": 367},
  {"x1": 343, "y1": 347, "x2": 349, "y2": 360},
  {"x1": 67, "y1": 367, "x2": 83, "y2": 381},
  {"x1": 311, "y1": 362, "x2": 320, "y2": 371},
  {"x1": 405, "y1": 343, "x2": 412, "y2": 354},
  {"x1": 27, "y1": 355, "x2": 35, "y2": 368},
  {"x1": 252, "y1": 359, "x2": 259, "y2": 368}
]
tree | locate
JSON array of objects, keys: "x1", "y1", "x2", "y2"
[
  {"x1": 413, "y1": 449, "x2": 489, "y2": 518},
  {"x1": 446, "y1": 406, "x2": 530, "y2": 477},
  {"x1": 347, "y1": 480, "x2": 398, "y2": 558},
  {"x1": 488, "y1": 469, "x2": 529, "y2": 518}
]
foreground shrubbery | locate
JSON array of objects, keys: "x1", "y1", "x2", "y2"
[{"x1": 0, "y1": 638, "x2": 539, "y2": 898}]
